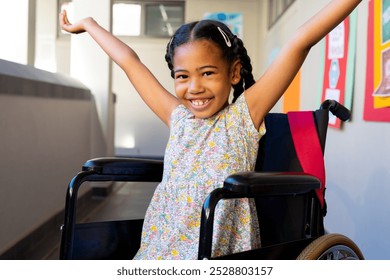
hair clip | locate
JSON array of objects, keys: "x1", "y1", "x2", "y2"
[{"x1": 217, "y1": 27, "x2": 232, "y2": 47}]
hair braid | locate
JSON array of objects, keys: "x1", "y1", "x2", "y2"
[
  {"x1": 165, "y1": 39, "x2": 175, "y2": 78},
  {"x1": 231, "y1": 36, "x2": 255, "y2": 103}
]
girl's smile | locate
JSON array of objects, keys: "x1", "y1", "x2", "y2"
[
  {"x1": 190, "y1": 98, "x2": 211, "y2": 108},
  {"x1": 173, "y1": 39, "x2": 240, "y2": 119}
]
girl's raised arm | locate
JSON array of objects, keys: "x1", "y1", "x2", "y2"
[
  {"x1": 59, "y1": 10, "x2": 180, "y2": 126},
  {"x1": 245, "y1": 0, "x2": 362, "y2": 130}
]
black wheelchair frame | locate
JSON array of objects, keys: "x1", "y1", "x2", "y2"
[{"x1": 60, "y1": 100, "x2": 364, "y2": 260}]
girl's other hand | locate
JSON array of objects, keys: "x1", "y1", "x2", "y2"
[{"x1": 59, "y1": 10, "x2": 91, "y2": 34}]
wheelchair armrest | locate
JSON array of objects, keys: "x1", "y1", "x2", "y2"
[
  {"x1": 82, "y1": 157, "x2": 164, "y2": 179},
  {"x1": 61, "y1": 157, "x2": 163, "y2": 259},
  {"x1": 223, "y1": 172, "x2": 320, "y2": 196},
  {"x1": 198, "y1": 172, "x2": 321, "y2": 259}
]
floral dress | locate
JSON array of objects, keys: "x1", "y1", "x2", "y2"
[{"x1": 133, "y1": 94, "x2": 266, "y2": 260}]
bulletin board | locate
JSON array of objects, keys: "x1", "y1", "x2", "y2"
[{"x1": 364, "y1": 0, "x2": 390, "y2": 122}]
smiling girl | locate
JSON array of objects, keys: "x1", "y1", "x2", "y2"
[{"x1": 60, "y1": 0, "x2": 362, "y2": 259}]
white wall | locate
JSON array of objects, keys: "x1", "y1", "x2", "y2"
[
  {"x1": 113, "y1": 38, "x2": 172, "y2": 156},
  {"x1": 71, "y1": 0, "x2": 115, "y2": 156},
  {"x1": 0, "y1": 0, "x2": 30, "y2": 64},
  {"x1": 34, "y1": 0, "x2": 57, "y2": 72}
]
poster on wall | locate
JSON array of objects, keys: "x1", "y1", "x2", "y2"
[
  {"x1": 364, "y1": 0, "x2": 390, "y2": 121},
  {"x1": 267, "y1": 47, "x2": 301, "y2": 113},
  {"x1": 320, "y1": 12, "x2": 357, "y2": 129},
  {"x1": 202, "y1": 12, "x2": 243, "y2": 38},
  {"x1": 282, "y1": 70, "x2": 301, "y2": 113}
]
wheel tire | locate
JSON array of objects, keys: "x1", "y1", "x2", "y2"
[{"x1": 296, "y1": 233, "x2": 364, "y2": 260}]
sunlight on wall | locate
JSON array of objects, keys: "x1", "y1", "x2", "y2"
[
  {"x1": 113, "y1": 3, "x2": 141, "y2": 36},
  {"x1": 0, "y1": 0, "x2": 29, "y2": 64},
  {"x1": 120, "y1": 134, "x2": 136, "y2": 149}
]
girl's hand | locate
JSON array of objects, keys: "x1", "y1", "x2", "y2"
[{"x1": 59, "y1": 10, "x2": 92, "y2": 34}]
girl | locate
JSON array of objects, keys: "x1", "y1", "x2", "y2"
[{"x1": 60, "y1": 0, "x2": 362, "y2": 259}]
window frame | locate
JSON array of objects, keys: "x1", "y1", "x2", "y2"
[
  {"x1": 268, "y1": 0, "x2": 296, "y2": 29},
  {"x1": 113, "y1": 0, "x2": 185, "y2": 38}
]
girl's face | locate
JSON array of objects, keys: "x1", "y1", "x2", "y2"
[{"x1": 172, "y1": 39, "x2": 241, "y2": 119}]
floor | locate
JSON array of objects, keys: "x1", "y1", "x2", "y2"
[{"x1": 43, "y1": 182, "x2": 157, "y2": 260}]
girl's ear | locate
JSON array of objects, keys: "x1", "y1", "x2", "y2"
[{"x1": 230, "y1": 59, "x2": 242, "y2": 85}]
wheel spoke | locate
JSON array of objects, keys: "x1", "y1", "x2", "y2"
[{"x1": 319, "y1": 245, "x2": 360, "y2": 260}]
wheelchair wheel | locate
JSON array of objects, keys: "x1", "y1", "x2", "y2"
[{"x1": 296, "y1": 233, "x2": 364, "y2": 260}]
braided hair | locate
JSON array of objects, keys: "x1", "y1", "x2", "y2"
[{"x1": 165, "y1": 20, "x2": 255, "y2": 103}]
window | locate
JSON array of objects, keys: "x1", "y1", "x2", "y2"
[
  {"x1": 113, "y1": 1, "x2": 185, "y2": 37},
  {"x1": 57, "y1": 1, "x2": 184, "y2": 38},
  {"x1": 113, "y1": 3, "x2": 141, "y2": 36},
  {"x1": 268, "y1": 0, "x2": 295, "y2": 29}
]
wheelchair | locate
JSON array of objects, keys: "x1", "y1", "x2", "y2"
[{"x1": 59, "y1": 100, "x2": 364, "y2": 260}]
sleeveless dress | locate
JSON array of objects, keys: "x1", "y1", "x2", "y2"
[{"x1": 133, "y1": 94, "x2": 266, "y2": 260}]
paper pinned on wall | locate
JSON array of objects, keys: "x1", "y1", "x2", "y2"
[
  {"x1": 320, "y1": 18, "x2": 352, "y2": 129},
  {"x1": 202, "y1": 12, "x2": 243, "y2": 39}
]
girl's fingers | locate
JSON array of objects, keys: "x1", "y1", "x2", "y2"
[
  {"x1": 59, "y1": 10, "x2": 70, "y2": 29},
  {"x1": 59, "y1": 13, "x2": 66, "y2": 28}
]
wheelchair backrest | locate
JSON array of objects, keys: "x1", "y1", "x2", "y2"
[
  {"x1": 253, "y1": 109, "x2": 329, "y2": 247},
  {"x1": 256, "y1": 109, "x2": 328, "y2": 172}
]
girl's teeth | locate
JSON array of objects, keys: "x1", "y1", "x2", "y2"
[{"x1": 192, "y1": 99, "x2": 208, "y2": 106}]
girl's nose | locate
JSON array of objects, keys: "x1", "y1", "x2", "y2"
[{"x1": 188, "y1": 78, "x2": 204, "y2": 94}]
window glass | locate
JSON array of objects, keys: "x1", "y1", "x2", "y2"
[
  {"x1": 113, "y1": 1, "x2": 184, "y2": 37},
  {"x1": 145, "y1": 4, "x2": 183, "y2": 37}
]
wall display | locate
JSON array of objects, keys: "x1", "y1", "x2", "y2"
[
  {"x1": 364, "y1": 0, "x2": 390, "y2": 121},
  {"x1": 320, "y1": 12, "x2": 357, "y2": 128}
]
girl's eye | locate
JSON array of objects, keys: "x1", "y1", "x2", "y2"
[
  {"x1": 203, "y1": 71, "x2": 214, "y2": 77},
  {"x1": 175, "y1": 74, "x2": 188, "y2": 80}
]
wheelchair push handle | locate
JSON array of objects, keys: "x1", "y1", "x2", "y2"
[{"x1": 320, "y1": 99, "x2": 351, "y2": 122}]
